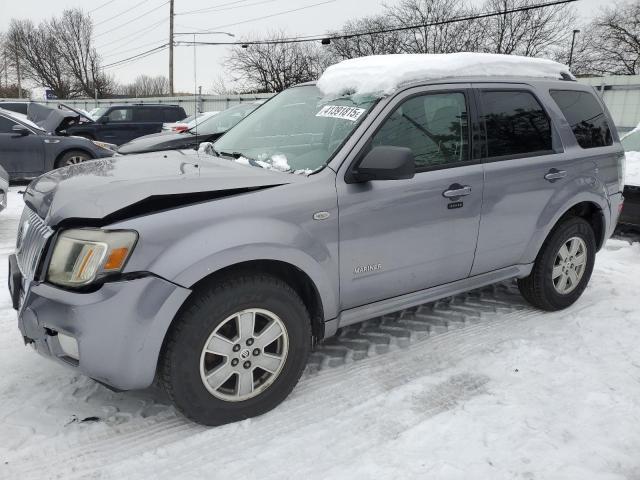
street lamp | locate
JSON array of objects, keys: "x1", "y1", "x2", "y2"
[{"x1": 568, "y1": 29, "x2": 580, "y2": 70}]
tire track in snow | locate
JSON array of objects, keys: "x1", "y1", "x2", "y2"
[{"x1": 5, "y1": 283, "x2": 540, "y2": 479}]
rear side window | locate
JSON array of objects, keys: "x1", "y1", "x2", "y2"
[
  {"x1": 0, "y1": 116, "x2": 17, "y2": 133},
  {"x1": 133, "y1": 107, "x2": 159, "y2": 122},
  {"x1": 481, "y1": 90, "x2": 552, "y2": 158},
  {"x1": 549, "y1": 90, "x2": 612, "y2": 149},
  {"x1": 163, "y1": 107, "x2": 184, "y2": 122}
]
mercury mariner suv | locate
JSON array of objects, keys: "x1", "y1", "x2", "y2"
[{"x1": 8, "y1": 55, "x2": 624, "y2": 426}]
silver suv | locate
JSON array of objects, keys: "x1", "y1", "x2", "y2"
[{"x1": 9, "y1": 75, "x2": 624, "y2": 425}]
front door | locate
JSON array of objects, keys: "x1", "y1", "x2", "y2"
[
  {"x1": 337, "y1": 86, "x2": 483, "y2": 310},
  {"x1": 98, "y1": 107, "x2": 136, "y2": 145},
  {"x1": 0, "y1": 115, "x2": 44, "y2": 176}
]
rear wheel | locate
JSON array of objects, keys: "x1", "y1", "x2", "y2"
[
  {"x1": 160, "y1": 274, "x2": 311, "y2": 426},
  {"x1": 55, "y1": 150, "x2": 91, "y2": 168},
  {"x1": 518, "y1": 217, "x2": 596, "y2": 311}
]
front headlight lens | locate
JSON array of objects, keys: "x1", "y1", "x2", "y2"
[
  {"x1": 91, "y1": 140, "x2": 118, "y2": 151},
  {"x1": 47, "y1": 229, "x2": 138, "y2": 287}
]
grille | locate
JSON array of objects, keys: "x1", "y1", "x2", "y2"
[{"x1": 16, "y1": 207, "x2": 54, "y2": 281}]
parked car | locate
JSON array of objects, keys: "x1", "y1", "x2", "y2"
[
  {"x1": 0, "y1": 164, "x2": 7, "y2": 212},
  {"x1": 27, "y1": 103, "x2": 186, "y2": 145},
  {"x1": 0, "y1": 108, "x2": 116, "y2": 180},
  {"x1": 618, "y1": 149, "x2": 640, "y2": 228},
  {"x1": 8, "y1": 55, "x2": 624, "y2": 427},
  {"x1": 118, "y1": 102, "x2": 263, "y2": 154},
  {"x1": 162, "y1": 111, "x2": 219, "y2": 133}
]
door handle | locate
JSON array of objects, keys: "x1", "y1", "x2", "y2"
[
  {"x1": 544, "y1": 168, "x2": 567, "y2": 182},
  {"x1": 443, "y1": 184, "x2": 472, "y2": 199}
]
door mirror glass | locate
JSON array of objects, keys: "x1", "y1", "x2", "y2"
[
  {"x1": 348, "y1": 146, "x2": 415, "y2": 183},
  {"x1": 11, "y1": 124, "x2": 30, "y2": 136}
]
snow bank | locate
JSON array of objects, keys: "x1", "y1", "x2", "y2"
[
  {"x1": 317, "y1": 53, "x2": 573, "y2": 97},
  {"x1": 625, "y1": 151, "x2": 640, "y2": 187}
]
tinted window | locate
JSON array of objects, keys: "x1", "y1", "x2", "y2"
[
  {"x1": 371, "y1": 92, "x2": 469, "y2": 169},
  {"x1": 482, "y1": 91, "x2": 552, "y2": 158},
  {"x1": 0, "y1": 116, "x2": 18, "y2": 133},
  {"x1": 106, "y1": 108, "x2": 132, "y2": 122},
  {"x1": 133, "y1": 107, "x2": 160, "y2": 122},
  {"x1": 0, "y1": 102, "x2": 29, "y2": 115},
  {"x1": 550, "y1": 90, "x2": 612, "y2": 149},
  {"x1": 163, "y1": 107, "x2": 184, "y2": 122}
]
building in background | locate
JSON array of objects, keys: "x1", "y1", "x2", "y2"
[{"x1": 579, "y1": 75, "x2": 640, "y2": 135}]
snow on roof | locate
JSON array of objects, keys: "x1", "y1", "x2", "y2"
[{"x1": 317, "y1": 53, "x2": 574, "y2": 97}]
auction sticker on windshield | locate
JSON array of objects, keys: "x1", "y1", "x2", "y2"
[{"x1": 316, "y1": 105, "x2": 366, "y2": 121}]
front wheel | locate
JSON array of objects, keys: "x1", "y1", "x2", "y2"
[
  {"x1": 518, "y1": 217, "x2": 596, "y2": 311},
  {"x1": 160, "y1": 274, "x2": 311, "y2": 426},
  {"x1": 55, "y1": 150, "x2": 91, "y2": 168}
]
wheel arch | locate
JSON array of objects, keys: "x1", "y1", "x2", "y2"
[{"x1": 54, "y1": 148, "x2": 95, "y2": 168}]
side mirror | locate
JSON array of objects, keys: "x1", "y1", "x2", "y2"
[
  {"x1": 347, "y1": 146, "x2": 415, "y2": 183},
  {"x1": 11, "y1": 125, "x2": 30, "y2": 136},
  {"x1": 99, "y1": 117, "x2": 109, "y2": 124}
]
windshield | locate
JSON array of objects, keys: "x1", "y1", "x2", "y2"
[
  {"x1": 189, "y1": 103, "x2": 259, "y2": 135},
  {"x1": 89, "y1": 107, "x2": 109, "y2": 120},
  {"x1": 213, "y1": 86, "x2": 376, "y2": 174}
]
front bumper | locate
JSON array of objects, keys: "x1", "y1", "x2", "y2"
[{"x1": 10, "y1": 254, "x2": 191, "y2": 390}]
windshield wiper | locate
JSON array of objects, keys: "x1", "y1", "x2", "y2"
[{"x1": 219, "y1": 151, "x2": 264, "y2": 168}]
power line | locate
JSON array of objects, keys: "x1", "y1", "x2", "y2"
[
  {"x1": 93, "y1": 0, "x2": 153, "y2": 27},
  {"x1": 203, "y1": 0, "x2": 337, "y2": 31},
  {"x1": 102, "y1": 37, "x2": 167, "y2": 59},
  {"x1": 94, "y1": 1, "x2": 170, "y2": 39},
  {"x1": 179, "y1": 0, "x2": 578, "y2": 47},
  {"x1": 176, "y1": 0, "x2": 277, "y2": 17},
  {"x1": 90, "y1": 0, "x2": 118, "y2": 14},
  {"x1": 96, "y1": 17, "x2": 167, "y2": 50},
  {"x1": 103, "y1": 44, "x2": 168, "y2": 69},
  {"x1": 103, "y1": 0, "x2": 577, "y2": 71}
]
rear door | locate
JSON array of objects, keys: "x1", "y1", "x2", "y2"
[
  {"x1": 0, "y1": 115, "x2": 44, "y2": 176},
  {"x1": 337, "y1": 84, "x2": 484, "y2": 309},
  {"x1": 134, "y1": 107, "x2": 165, "y2": 138},
  {"x1": 470, "y1": 84, "x2": 575, "y2": 275}
]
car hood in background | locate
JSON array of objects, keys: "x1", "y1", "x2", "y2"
[
  {"x1": 118, "y1": 131, "x2": 224, "y2": 154},
  {"x1": 24, "y1": 150, "x2": 300, "y2": 226},
  {"x1": 27, "y1": 103, "x2": 91, "y2": 134}
]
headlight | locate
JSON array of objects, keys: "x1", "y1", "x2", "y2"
[
  {"x1": 91, "y1": 140, "x2": 118, "y2": 152},
  {"x1": 47, "y1": 229, "x2": 138, "y2": 287}
]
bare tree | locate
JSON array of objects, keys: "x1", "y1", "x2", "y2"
[
  {"x1": 52, "y1": 9, "x2": 110, "y2": 98},
  {"x1": 480, "y1": 0, "x2": 576, "y2": 57},
  {"x1": 385, "y1": 0, "x2": 484, "y2": 54},
  {"x1": 226, "y1": 32, "x2": 330, "y2": 92},
  {"x1": 586, "y1": 0, "x2": 640, "y2": 75},
  {"x1": 119, "y1": 75, "x2": 171, "y2": 97},
  {"x1": 327, "y1": 15, "x2": 405, "y2": 60},
  {"x1": 7, "y1": 19, "x2": 74, "y2": 99}
]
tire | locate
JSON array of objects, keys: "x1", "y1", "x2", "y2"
[
  {"x1": 160, "y1": 274, "x2": 312, "y2": 426},
  {"x1": 55, "y1": 150, "x2": 91, "y2": 169},
  {"x1": 518, "y1": 217, "x2": 596, "y2": 311}
]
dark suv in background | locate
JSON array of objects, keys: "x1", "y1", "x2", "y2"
[{"x1": 68, "y1": 104, "x2": 187, "y2": 145}]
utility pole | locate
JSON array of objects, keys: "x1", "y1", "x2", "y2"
[
  {"x1": 169, "y1": 0, "x2": 174, "y2": 95},
  {"x1": 568, "y1": 29, "x2": 580, "y2": 70},
  {"x1": 15, "y1": 51, "x2": 22, "y2": 99}
]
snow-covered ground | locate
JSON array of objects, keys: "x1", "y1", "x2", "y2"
[{"x1": 1, "y1": 187, "x2": 640, "y2": 479}]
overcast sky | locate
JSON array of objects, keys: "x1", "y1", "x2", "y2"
[{"x1": 0, "y1": 0, "x2": 606, "y2": 93}]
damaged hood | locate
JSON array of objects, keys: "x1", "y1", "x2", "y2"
[
  {"x1": 27, "y1": 103, "x2": 92, "y2": 134},
  {"x1": 24, "y1": 150, "x2": 297, "y2": 226}
]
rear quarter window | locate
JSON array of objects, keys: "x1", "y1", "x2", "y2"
[{"x1": 549, "y1": 90, "x2": 613, "y2": 149}]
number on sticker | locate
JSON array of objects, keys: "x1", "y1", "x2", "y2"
[{"x1": 316, "y1": 105, "x2": 366, "y2": 122}]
